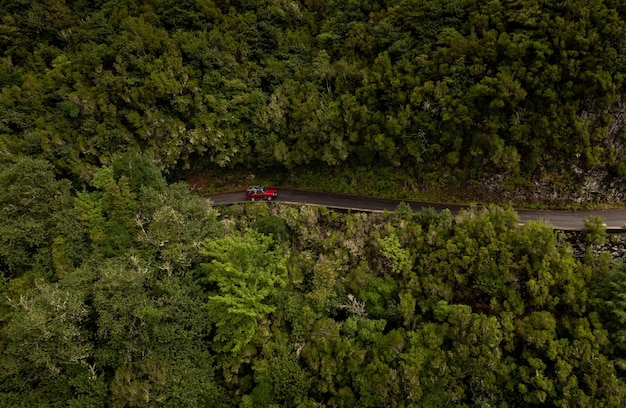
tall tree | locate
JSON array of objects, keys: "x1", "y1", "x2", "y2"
[
  {"x1": 199, "y1": 230, "x2": 288, "y2": 354},
  {"x1": 0, "y1": 157, "x2": 83, "y2": 278}
]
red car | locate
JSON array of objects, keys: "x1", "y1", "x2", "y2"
[{"x1": 245, "y1": 185, "x2": 278, "y2": 201}]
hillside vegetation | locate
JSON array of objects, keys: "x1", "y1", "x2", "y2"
[
  {"x1": 1, "y1": 0, "x2": 626, "y2": 188},
  {"x1": 3, "y1": 1, "x2": 626, "y2": 406},
  {"x1": 2, "y1": 155, "x2": 626, "y2": 406}
]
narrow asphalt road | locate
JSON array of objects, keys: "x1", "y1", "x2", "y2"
[{"x1": 205, "y1": 188, "x2": 626, "y2": 231}]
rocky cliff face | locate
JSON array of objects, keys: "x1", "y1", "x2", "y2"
[
  {"x1": 480, "y1": 170, "x2": 626, "y2": 207},
  {"x1": 565, "y1": 231, "x2": 626, "y2": 260}
]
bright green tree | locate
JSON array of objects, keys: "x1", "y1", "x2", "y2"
[{"x1": 200, "y1": 230, "x2": 288, "y2": 354}]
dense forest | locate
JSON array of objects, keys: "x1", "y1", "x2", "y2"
[
  {"x1": 2, "y1": 154, "x2": 626, "y2": 406},
  {"x1": 2, "y1": 0, "x2": 626, "y2": 183},
  {"x1": 3, "y1": 0, "x2": 626, "y2": 406}
]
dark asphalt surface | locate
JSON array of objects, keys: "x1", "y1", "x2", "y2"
[{"x1": 205, "y1": 189, "x2": 626, "y2": 231}]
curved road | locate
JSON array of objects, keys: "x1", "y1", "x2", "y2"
[{"x1": 205, "y1": 188, "x2": 626, "y2": 231}]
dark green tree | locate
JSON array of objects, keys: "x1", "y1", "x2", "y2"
[{"x1": 0, "y1": 157, "x2": 83, "y2": 278}]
